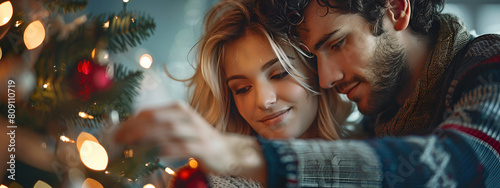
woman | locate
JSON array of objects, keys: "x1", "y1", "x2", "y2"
[
  {"x1": 117, "y1": 0, "x2": 352, "y2": 187},
  {"x1": 171, "y1": 0, "x2": 351, "y2": 186}
]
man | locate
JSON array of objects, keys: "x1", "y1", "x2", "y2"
[
  {"x1": 115, "y1": 0, "x2": 500, "y2": 187},
  {"x1": 252, "y1": 0, "x2": 500, "y2": 187}
]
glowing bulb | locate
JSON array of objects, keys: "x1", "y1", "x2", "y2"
[
  {"x1": 123, "y1": 0, "x2": 129, "y2": 3},
  {"x1": 143, "y1": 184, "x2": 155, "y2": 188},
  {"x1": 79, "y1": 112, "x2": 87, "y2": 118},
  {"x1": 91, "y1": 49, "x2": 96, "y2": 58},
  {"x1": 79, "y1": 140, "x2": 108, "y2": 171},
  {"x1": 43, "y1": 83, "x2": 49, "y2": 89},
  {"x1": 188, "y1": 158, "x2": 198, "y2": 169},
  {"x1": 33, "y1": 180, "x2": 52, "y2": 188},
  {"x1": 60, "y1": 135, "x2": 74, "y2": 143},
  {"x1": 82, "y1": 178, "x2": 103, "y2": 188},
  {"x1": 76, "y1": 132, "x2": 99, "y2": 151},
  {"x1": 139, "y1": 54, "x2": 153, "y2": 69},
  {"x1": 0, "y1": 1, "x2": 13, "y2": 27},
  {"x1": 0, "y1": 185, "x2": 8, "y2": 188},
  {"x1": 165, "y1": 167, "x2": 175, "y2": 175},
  {"x1": 24, "y1": 20, "x2": 45, "y2": 50},
  {"x1": 103, "y1": 21, "x2": 109, "y2": 29}
]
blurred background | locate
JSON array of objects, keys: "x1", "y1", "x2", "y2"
[{"x1": 74, "y1": 0, "x2": 500, "y2": 111}]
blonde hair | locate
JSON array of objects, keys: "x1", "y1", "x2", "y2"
[{"x1": 183, "y1": 0, "x2": 352, "y2": 140}]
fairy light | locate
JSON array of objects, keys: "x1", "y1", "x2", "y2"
[
  {"x1": 165, "y1": 167, "x2": 175, "y2": 175},
  {"x1": 0, "y1": 185, "x2": 8, "y2": 188},
  {"x1": 79, "y1": 140, "x2": 108, "y2": 171},
  {"x1": 43, "y1": 83, "x2": 50, "y2": 89},
  {"x1": 139, "y1": 54, "x2": 153, "y2": 69},
  {"x1": 59, "y1": 135, "x2": 74, "y2": 143},
  {"x1": 76, "y1": 132, "x2": 99, "y2": 151},
  {"x1": 24, "y1": 20, "x2": 45, "y2": 50},
  {"x1": 143, "y1": 184, "x2": 155, "y2": 188},
  {"x1": 15, "y1": 20, "x2": 22, "y2": 27},
  {"x1": 79, "y1": 112, "x2": 87, "y2": 118},
  {"x1": 33, "y1": 180, "x2": 52, "y2": 188},
  {"x1": 103, "y1": 21, "x2": 109, "y2": 29},
  {"x1": 82, "y1": 178, "x2": 103, "y2": 188},
  {"x1": 188, "y1": 158, "x2": 198, "y2": 169},
  {"x1": 123, "y1": 0, "x2": 130, "y2": 3},
  {"x1": 0, "y1": 1, "x2": 13, "y2": 27}
]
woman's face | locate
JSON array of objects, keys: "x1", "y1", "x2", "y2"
[{"x1": 224, "y1": 31, "x2": 318, "y2": 139}]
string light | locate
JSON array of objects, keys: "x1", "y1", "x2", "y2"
[
  {"x1": 0, "y1": 185, "x2": 7, "y2": 188},
  {"x1": 60, "y1": 135, "x2": 74, "y2": 143},
  {"x1": 76, "y1": 132, "x2": 99, "y2": 151},
  {"x1": 0, "y1": 1, "x2": 13, "y2": 27},
  {"x1": 24, "y1": 20, "x2": 45, "y2": 50},
  {"x1": 43, "y1": 83, "x2": 50, "y2": 89},
  {"x1": 139, "y1": 54, "x2": 153, "y2": 69},
  {"x1": 123, "y1": 0, "x2": 129, "y2": 3},
  {"x1": 165, "y1": 167, "x2": 175, "y2": 175},
  {"x1": 82, "y1": 178, "x2": 104, "y2": 188},
  {"x1": 103, "y1": 21, "x2": 109, "y2": 29},
  {"x1": 33, "y1": 180, "x2": 52, "y2": 188},
  {"x1": 143, "y1": 184, "x2": 155, "y2": 188},
  {"x1": 15, "y1": 20, "x2": 22, "y2": 27},
  {"x1": 79, "y1": 140, "x2": 108, "y2": 171},
  {"x1": 188, "y1": 158, "x2": 198, "y2": 169}
]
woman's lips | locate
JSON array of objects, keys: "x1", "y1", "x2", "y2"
[{"x1": 259, "y1": 108, "x2": 291, "y2": 126}]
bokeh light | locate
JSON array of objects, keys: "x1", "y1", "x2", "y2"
[
  {"x1": 123, "y1": 0, "x2": 130, "y2": 3},
  {"x1": 139, "y1": 54, "x2": 153, "y2": 69},
  {"x1": 33, "y1": 180, "x2": 52, "y2": 188},
  {"x1": 143, "y1": 184, "x2": 155, "y2": 188},
  {"x1": 188, "y1": 158, "x2": 198, "y2": 169},
  {"x1": 76, "y1": 132, "x2": 99, "y2": 151},
  {"x1": 0, "y1": 1, "x2": 13, "y2": 27},
  {"x1": 82, "y1": 178, "x2": 104, "y2": 188},
  {"x1": 0, "y1": 185, "x2": 8, "y2": 188},
  {"x1": 24, "y1": 20, "x2": 45, "y2": 50},
  {"x1": 79, "y1": 140, "x2": 108, "y2": 171},
  {"x1": 165, "y1": 167, "x2": 175, "y2": 175}
]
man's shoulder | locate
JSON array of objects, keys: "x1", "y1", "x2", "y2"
[{"x1": 463, "y1": 34, "x2": 500, "y2": 60}]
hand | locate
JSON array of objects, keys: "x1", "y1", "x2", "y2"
[{"x1": 114, "y1": 101, "x2": 266, "y2": 183}]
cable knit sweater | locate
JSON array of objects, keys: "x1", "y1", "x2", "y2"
[{"x1": 259, "y1": 16, "x2": 500, "y2": 187}]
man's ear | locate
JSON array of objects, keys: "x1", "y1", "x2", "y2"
[{"x1": 387, "y1": 0, "x2": 411, "y2": 31}]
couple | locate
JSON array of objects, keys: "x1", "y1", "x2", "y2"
[{"x1": 116, "y1": 0, "x2": 500, "y2": 187}]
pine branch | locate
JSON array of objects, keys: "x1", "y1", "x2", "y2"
[
  {"x1": 93, "y1": 11, "x2": 156, "y2": 53},
  {"x1": 42, "y1": 0, "x2": 88, "y2": 14}
]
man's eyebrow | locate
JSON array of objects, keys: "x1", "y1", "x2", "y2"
[{"x1": 314, "y1": 29, "x2": 339, "y2": 51}]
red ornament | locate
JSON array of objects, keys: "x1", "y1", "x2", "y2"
[
  {"x1": 73, "y1": 59, "x2": 113, "y2": 100},
  {"x1": 171, "y1": 165, "x2": 209, "y2": 188}
]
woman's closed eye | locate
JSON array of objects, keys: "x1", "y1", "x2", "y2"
[
  {"x1": 270, "y1": 71, "x2": 289, "y2": 80},
  {"x1": 234, "y1": 86, "x2": 251, "y2": 95}
]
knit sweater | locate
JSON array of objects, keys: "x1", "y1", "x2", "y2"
[{"x1": 259, "y1": 19, "x2": 500, "y2": 187}]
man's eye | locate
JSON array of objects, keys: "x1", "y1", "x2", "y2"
[
  {"x1": 235, "y1": 86, "x2": 251, "y2": 95},
  {"x1": 270, "y1": 71, "x2": 289, "y2": 80},
  {"x1": 330, "y1": 37, "x2": 346, "y2": 51}
]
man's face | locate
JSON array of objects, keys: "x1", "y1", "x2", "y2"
[{"x1": 298, "y1": 0, "x2": 410, "y2": 115}]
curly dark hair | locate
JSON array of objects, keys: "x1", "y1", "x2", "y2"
[{"x1": 257, "y1": 0, "x2": 445, "y2": 41}]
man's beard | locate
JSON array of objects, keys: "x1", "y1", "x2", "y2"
[{"x1": 357, "y1": 33, "x2": 410, "y2": 115}]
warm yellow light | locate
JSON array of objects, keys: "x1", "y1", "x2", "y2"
[
  {"x1": 103, "y1": 21, "x2": 109, "y2": 29},
  {"x1": 79, "y1": 112, "x2": 87, "y2": 118},
  {"x1": 59, "y1": 135, "x2": 74, "y2": 143},
  {"x1": 33, "y1": 180, "x2": 52, "y2": 188},
  {"x1": 91, "y1": 48, "x2": 96, "y2": 58},
  {"x1": 139, "y1": 54, "x2": 153, "y2": 69},
  {"x1": 0, "y1": 1, "x2": 13, "y2": 27},
  {"x1": 188, "y1": 158, "x2": 198, "y2": 169},
  {"x1": 79, "y1": 140, "x2": 108, "y2": 171},
  {"x1": 143, "y1": 184, "x2": 155, "y2": 188},
  {"x1": 76, "y1": 132, "x2": 99, "y2": 151},
  {"x1": 43, "y1": 83, "x2": 49, "y2": 89},
  {"x1": 0, "y1": 184, "x2": 8, "y2": 188},
  {"x1": 24, "y1": 20, "x2": 45, "y2": 50},
  {"x1": 0, "y1": 47, "x2": 2, "y2": 60},
  {"x1": 123, "y1": 0, "x2": 130, "y2": 3},
  {"x1": 165, "y1": 167, "x2": 175, "y2": 175},
  {"x1": 82, "y1": 178, "x2": 104, "y2": 188},
  {"x1": 15, "y1": 20, "x2": 22, "y2": 27}
]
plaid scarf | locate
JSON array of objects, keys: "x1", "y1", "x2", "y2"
[{"x1": 374, "y1": 14, "x2": 471, "y2": 137}]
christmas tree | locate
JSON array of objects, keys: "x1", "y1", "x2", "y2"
[{"x1": 0, "y1": 0, "x2": 166, "y2": 187}]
